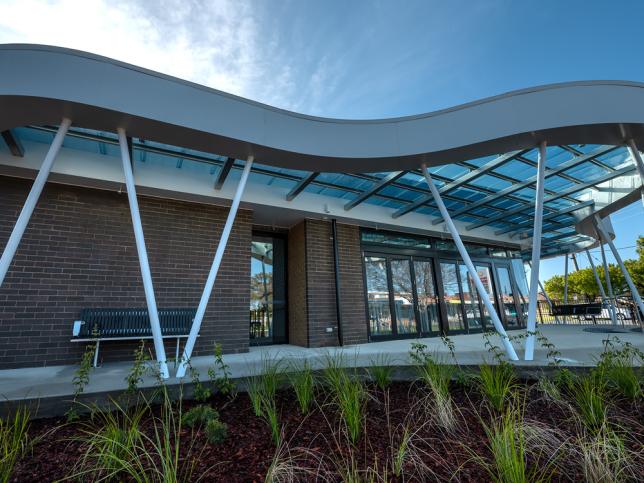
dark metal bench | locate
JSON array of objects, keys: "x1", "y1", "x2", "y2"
[
  {"x1": 551, "y1": 303, "x2": 602, "y2": 316},
  {"x1": 71, "y1": 308, "x2": 196, "y2": 367}
]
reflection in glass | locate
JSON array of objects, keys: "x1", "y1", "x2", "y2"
[
  {"x1": 476, "y1": 265, "x2": 495, "y2": 329},
  {"x1": 250, "y1": 240, "x2": 274, "y2": 340},
  {"x1": 365, "y1": 256, "x2": 392, "y2": 336},
  {"x1": 511, "y1": 259, "x2": 529, "y2": 323},
  {"x1": 459, "y1": 264, "x2": 482, "y2": 331},
  {"x1": 440, "y1": 262, "x2": 465, "y2": 331},
  {"x1": 390, "y1": 259, "x2": 416, "y2": 335},
  {"x1": 497, "y1": 266, "x2": 519, "y2": 327},
  {"x1": 414, "y1": 260, "x2": 440, "y2": 334}
]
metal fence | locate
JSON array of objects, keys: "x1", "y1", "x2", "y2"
[{"x1": 536, "y1": 295, "x2": 643, "y2": 327}]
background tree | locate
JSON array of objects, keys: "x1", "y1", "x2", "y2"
[{"x1": 543, "y1": 236, "x2": 643, "y2": 300}]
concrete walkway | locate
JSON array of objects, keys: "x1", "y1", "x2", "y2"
[{"x1": 1, "y1": 325, "x2": 642, "y2": 405}]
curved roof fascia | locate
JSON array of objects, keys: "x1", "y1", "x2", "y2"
[{"x1": 2, "y1": 44, "x2": 644, "y2": 173}]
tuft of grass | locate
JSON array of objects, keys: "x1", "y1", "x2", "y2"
[
  {"x1": 204, "y1": 419, "x2": 228, "y2": 445},
  {"x1": 594, "y1": 338, "x2": 642, "y2": 400},
  {"x1": 577, "y1": 426, "x2": 638, "y2": 483},
  {"x1": 246, "y1": 376, "x2": 264, "y2": 417},
  {"x1": 368, "y1": 354, "x2": 394, "y2": 390},
  {"x1": 323, "y1": 354, "x2": 365, "y2": 446},
  {"x1": 287, "y1": 361, "x2": 315, "y2": 415},
  {"x1": 418, "y1": 357, "x2": 457, "y2": 430},
  {"x1": 182, "y1": 405, "x2": 219, "y2": 429},
  {"x1": 573, "y1": 375, "x2": 607, "y2": 434},
  {"x1": 0, "y1": 406, "x2": 30, "y2": 483},
  {"x1": 392, "y1": 426, "x2": 411, "y2": 478},
  {"x1": 246, "y1": 357, "x2": 285, "y2": 446},
  {"x1": 478, "y1": 362, "x2": 517, "y2": 412}
]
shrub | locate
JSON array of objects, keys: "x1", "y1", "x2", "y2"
[
  {"x1": 478, "y1": 362, "x2": 517, "y2": 412},
  {"x1": 204, "y1": 419, "x2": 228, "y2": 445},
  {"x1": 188, "y1": 364, "x2": 211, "y2": 403},
  {"x1": 0, "y1": 406, "x2": 30, "y2": 483},
  {"x1": 182, "y1": 405, "x2": 219, "y2": 429},
  {"x1": 595, "y1": 339, "x2": 642, "y2": 400},
  {"x1": 208, "y1": 343, "x2": 236, "y2": 397},
  {"x1": 288, "y1": 361, "x2": 315, "y2": 414}
]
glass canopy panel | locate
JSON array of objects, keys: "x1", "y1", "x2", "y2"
[{"x1": 492, "y1": 159, "x2": 534, "y2": 179}]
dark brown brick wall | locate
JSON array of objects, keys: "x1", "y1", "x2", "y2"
[
  {"x1": 287, "y1": 222, "x2": 307, "y2": 347},
  {"x1": 0, "y1": 176, "x2": 251, "y2": 369},
  {"x1": 287, "y1": 219, "x2": 368, "y2": 348}
]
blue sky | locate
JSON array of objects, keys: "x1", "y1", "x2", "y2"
[{"x1": 1, "y1": 0, "x2": 642, "y2": 281}]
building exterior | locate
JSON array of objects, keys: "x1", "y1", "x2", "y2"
[{"x1": 0, "y1": 45, "x2": 643, "y2": 372}]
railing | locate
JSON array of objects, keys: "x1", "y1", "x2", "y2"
[{"x1": 536, "y1": 295, "x2": 642, "y2": 327}]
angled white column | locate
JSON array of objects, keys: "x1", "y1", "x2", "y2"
[
  {"x1": 420, "y1": 164, "x2": 518, "y2": 361},
  {"x1": 176, "y1": 156, "x2": 254, "y2": 378},
  {"x1": 596, "y1": 226, "x2": 618, "y2": 325},
  {"x1": 585, "y1": 248, "x2": 616, "y2": 324},
  {"x1": 117, "y1": 128, "x2": 169, "y2": 379},
  {"x1": 524, "y1": 141, "x2": 547, "y2": 360},
  {"x1": 0, "y1": 118, "x2": 72, "y2": 287},
  {"x1": 626, "y1": 139, "x2": 644, "y2": 207},
  {"x1": 595, "y1": 216, "x2": 644, "y2": 320}
]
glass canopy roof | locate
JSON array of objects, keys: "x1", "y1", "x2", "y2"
[{"x1": 10, "y1": 125, "x2": 637, "y2": 259}]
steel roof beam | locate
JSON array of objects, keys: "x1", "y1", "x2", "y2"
[
  {"x1": 465, "y1": 163, "x2": 635, "y2": 231},
  {"x1": 344, "y1": 171, "x2": 405, "y2": 210},
  {"x1": 561, "y1": 144, "x2": 616, "y2": 172},
  {"x1": 286, "y1": 172, "x2": 319, "y2": 201},
  {"x1": 1, "y1": 129, "x2": 24, "y2": 157},
  {"x1": 431, "y1": 145, "x2": 616, "y2": 225},
  {"x1": 494, "y1": 199, "x2": 594, "y2": 235},
  {"x1": 214, "y1": 157, "x2": 235, "y2": 190}
]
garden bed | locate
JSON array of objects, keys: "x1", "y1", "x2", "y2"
[{"x1": 4, "y1": 340, "x2": 644, "y2": 482}]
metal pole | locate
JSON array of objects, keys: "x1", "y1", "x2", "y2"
[
  {"x1": 595, "y1": 216, "x2": 644, "y2": 320},
  {"x1": 0, "y1": 118, "x2": 72, "y2": 287},
  {"x1": 117, "y1": 128, "x2": 169, "y2": 379},
  {"x1": 585, "y1": 248, "x2": 616, "y2": 324},
  {"x1": 596, "y1": 227, "x2": 618, "y2": 325},
  {"x1": 563, "y1": 253, "x2": 569, "y2": 323},
  {"x1": 420, "y1": 164, "x2": 518, "y2": 361},
  {"x1": 525, "y1": 141, "x2": 547, "y2": 360},
  {"x1": 626, "y1": 139, "x2": 644, "y2": 208},
  {"x1": 176, "y1": 156, "x2": 254, "y2": 378}
]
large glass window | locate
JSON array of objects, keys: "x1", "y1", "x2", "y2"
[
  {"x1": 511, "y1": 259, "x2": 529, "y2": 322},
  {"x1": 390, "y1": 259, "x2": 416, "y2": 335},
  {"x1": 476, "y1": 265, "x2": 495, "y2": 329},
  {"x1": 365, "y1": 256, "x2": 393, "y2": 336},
  {"x1": 414, "y1": 260, "x2": 440, "y2": 334},
  {"x1": 496, "y1": 266, "x2": 520, "y2": 328},
  {"x1": 250, "y1": 236, "x2": 287, "y2": 345},
  {"x1": 440, "y1": 262, "x2": 465, "y2": 332}
]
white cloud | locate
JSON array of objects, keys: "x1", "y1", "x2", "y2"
[{"x1": 0, "y1": 0, "x2": 300, "y2": 109}]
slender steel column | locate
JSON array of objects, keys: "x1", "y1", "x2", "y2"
[
  {"x1": 420, "y1": 164, "x2": 518, "y2": 361},
  {"x1": 176, "y1": 156, "x2": 254, "y2": 378},
  {"x1": 626, "y1": 139, "x2": 644, "y2": 207},
  {"x1": 118, "y1": 128, "x2": 169, "y2": 378},
  {"x1": 595, "y1": 216, "x2": 644, "y2": 320},
  {"x1": 596, "y1": 226, "x2": 618, "y2": 325},
  {"x1": 528, "y1": 261, "x2": 561, "y2": 324},
  {"x1": 525, "y1": 141, "x2": 547, "y2": 360},
  {"x1": 0, "y1": 119, "x2": 72, "y2": 287},
  {"x1": 585, "y1": 248, "x2": 616, "y2": 324}
]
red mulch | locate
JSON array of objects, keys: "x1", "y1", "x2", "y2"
[{"x1": 10, "y1": 380, "x2": 644, "y2": 482}]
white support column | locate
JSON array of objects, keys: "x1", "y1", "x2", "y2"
[
  {"x1": 596, "y1": 227, "x2": 618, "y2": 325},
  {"x1": 420, "y1": 164, "x2": 518, "y2": 361},
  {"x1": 524, "y1": 141, "x2": 547, "y2": 360},
  {"x1": 0, "y1": 118, "x2": 72, "y2": 287},
  {"x1": 585, "y1": 248, "x2": 616, "y2": 324},
  {"x1": 117, "y1": 128, "x2": 169, "y2": 379},
  {"x1": 626, "y1": 139, "x2": 644, "y2": 208},
  {"x1": 563, "y1": 253, "x2": 569, "y2": 324},
  {"x1": 176, "y1": 156, "x2": 254, "y2": 378},
  {"x1": 595, "y1": 216, "x2": 644, "y2": 320}
]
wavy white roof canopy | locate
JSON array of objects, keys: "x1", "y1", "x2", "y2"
[{"x1": 2, "y1": 44, "x2": 644, "y2": 173}]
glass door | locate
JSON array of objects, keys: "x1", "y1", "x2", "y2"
[
  {"x1": 250, "y1": 235, "x2": 287, "y2": 345},
  {"x1": 413, "y1": 259, "x2": 440, "y2": 335},
  {"x1": 390, "y1": 258, "x2": 417, "y2": 335},
  {"x1": 440, "y1": 261, "x2": 466, "y2": 333},
  {"x1": 364, "y1": 255, "x2": 393, "y2": 337},
  {"x1": 495, "y1": 264, "x2": 522, "y2": 329}
]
